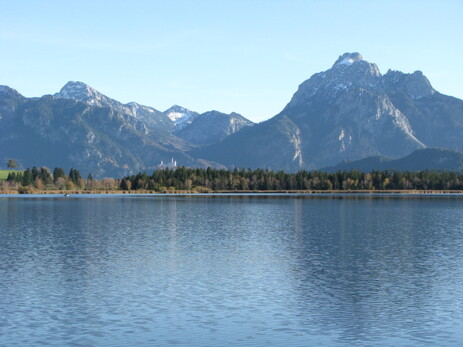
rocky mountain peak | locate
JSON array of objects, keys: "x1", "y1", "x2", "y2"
[
  {"x1": 332, "y1": 52, "x2": 381, "y2": 77},
  {"x1": 288, "y1": 52, "x2": 382, "y2": 106},
  {"x1": 331, "y1": 52, "x2": 380, "y2": 76},
  {"x1": 55, "y1": 81, "x2": 129, "y2": 112},
  {"x1": 164, "y1": 105, "x2": 198, "y2": 128},
  {"x1": 333, "y1": 52, "x2": 364, "y2": 66},
  {"x1": 383, "y1": 70, "x2": 435, "y2": 99},
  {"x1": 56, "y1": 81, "x2": 101, "y2": 101},
  {"x1": 165, "y1": 105, "x2": 189, "y2": 113},
  {"x1": 54, "y1": 82, "x2": 166, "y2": 134}
]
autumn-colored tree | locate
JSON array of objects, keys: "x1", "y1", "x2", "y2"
[
  {"x1": 7, "y1": 159, "x2": 17, "y2": 168},
  {"x1": 34, "y1": 178, "x2": 44, "y2": 190},
  {"x1": 66, "y1": 180, "x2": 75, "y2": 190}
]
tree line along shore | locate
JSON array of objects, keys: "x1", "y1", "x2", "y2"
[{"x1": 2, "y1": 166, "x2": 463, "y2": 194}]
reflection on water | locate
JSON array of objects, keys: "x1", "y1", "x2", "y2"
[{"x1": 1, "y1": 195, "x2": 463, "y2": 346}]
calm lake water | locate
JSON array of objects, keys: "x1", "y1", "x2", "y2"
[{"x1": 1, "y1": 194, "x2": 463, "y2": 346}]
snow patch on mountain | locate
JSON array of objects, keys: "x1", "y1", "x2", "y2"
[
  {"x1": 334, "y1": 52, "x2": 364, "y2": 66},
  {"x1": 164, "y1": 105, "x2": 199, "y2": 129},
  {"x1": 167, "y1": 111, "x2": 186, "y2": 122},
  {"x1": 338, "y1": 57, "x2": 355, "y2": 66}
]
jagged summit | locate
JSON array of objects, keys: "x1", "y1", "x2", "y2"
[
  {"x1": 54, "y1": 81, "x2": 168, "y2": 134},
  {"x1": 288, "y1": 52, "x2": 382, "y2": 106},
  {"x1": 164, "y1": 105, "x2": 199, "y2": 128},
  {"x1": 164, "y1": 104, "x2": 191, "y2": 113},
  {"x1": 331, "y1": 52, "x2": 381, "y2": 77},
  {"x1": 164, "y1": 104, "x2": 194, "y2": 120},
  {"x1": 54, "y1": 81, "x2": 125, "y2": 110},
  {"x1": 55, "y1": 81, "x2": 132, "y2": 115},
  {"x1": 383, "y1": 70, "x2": 435, "y2": 99},
  {"x1": 56, "y1": 81, "x2": 101, "y2": 101},
  {"x1": 333, "y1": 52, "x2": 364, "y2": 66}
]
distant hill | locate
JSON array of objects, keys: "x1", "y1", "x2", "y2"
[{"x1": 321, "y1": 148, "x2": 463, "y2": 172}]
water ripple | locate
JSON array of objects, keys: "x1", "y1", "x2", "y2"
[{"x1": 1, "y1": 196, "x2": 463, "y2": 346}]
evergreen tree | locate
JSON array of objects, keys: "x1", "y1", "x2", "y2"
[
  {"x1": 39, "y1": 168, "x2": 53, "y2": 185},
  {"x1": 53, "y1": 167, "x2": 66, "y2": 182},
  {"x1": 7, "y1": 172, "x2": 16, "y2": 182},
  {"x1": 22, "y1": 169, "x2": 33, "y2": 186},
  {"x1": 120, "y1": 178, "x2": 131, "y2": 190},
  {"x1": 68, "y1": 168, "x2": 81, "y2": 185},
  {"x1": 31, "y1": 167, "x2": 40, "y2": 181}
]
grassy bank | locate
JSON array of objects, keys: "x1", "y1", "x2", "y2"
[{"x1": 0, "y1": 170, "x2": 22, "y2": 181}]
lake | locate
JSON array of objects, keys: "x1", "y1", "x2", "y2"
[{"x1": 1, "y1": 194, "x2": 463, "y2": 346}]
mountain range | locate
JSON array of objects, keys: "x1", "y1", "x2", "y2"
[
  {"x1": 1, "y1": 52, "x2": 463, "y2": 177},
  {"x1": 0, "y1": 81, "x2": 253, "y2": 176}
]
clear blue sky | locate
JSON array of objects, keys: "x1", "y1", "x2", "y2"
[{"x1": 1, "y1": 0, "x2": 461, "y2": 122}]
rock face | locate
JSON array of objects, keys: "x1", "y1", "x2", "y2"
[{"x1": 193, "y1": 52, "x2": 463, "y2": 170}]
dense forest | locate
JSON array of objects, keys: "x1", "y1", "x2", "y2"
[
  {"x1": 2, "y1": 166, "x2": 463, "y2": 193},
  {"x1": 121, "y1": 167, "x2": 463, "y2": 191}
]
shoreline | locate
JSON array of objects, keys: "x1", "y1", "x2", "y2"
[{"x1": 2, "y1": 189, "x2": 463, "y2": 195}]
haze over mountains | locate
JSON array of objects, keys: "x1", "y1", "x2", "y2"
[{"x1": 1, "y1": 52, "x2": 463, "y2": 177}]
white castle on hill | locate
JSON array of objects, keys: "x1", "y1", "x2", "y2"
[{"x1": 158, "y1": 158, "x2": 177, "y2": 169}]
